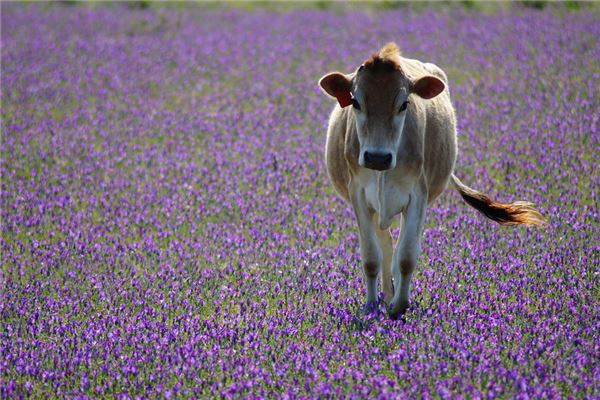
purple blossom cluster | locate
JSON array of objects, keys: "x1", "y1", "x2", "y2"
[{"x1": 1, "y1": 3, "x2": 598, "y2": 398}]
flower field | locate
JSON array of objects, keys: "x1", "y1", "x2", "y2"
[{"x1": 1, "y1": 3, "x2": 598, "y2": 398}]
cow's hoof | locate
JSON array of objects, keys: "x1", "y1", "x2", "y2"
[{"x1": 388, "y1": 302, "x2": 408, "y2": 321}]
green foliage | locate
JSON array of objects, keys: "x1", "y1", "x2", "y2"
[
  {"x1": 565, "y1": 0, "x2": 581, "y2": 10},
  {"x1": 518, "y1": 0, "x2": 547, "y2": 10},
  {"x1": 127, "y1": 1, "x2": 151, "y2": 10}
]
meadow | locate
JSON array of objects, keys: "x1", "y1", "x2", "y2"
[{"x1": 1, "y1": 3, "x2": 598, "y2": 398}]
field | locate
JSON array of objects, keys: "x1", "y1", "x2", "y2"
[{"x1": 1, "y1": 3, "x2": 598, "y2": 398}]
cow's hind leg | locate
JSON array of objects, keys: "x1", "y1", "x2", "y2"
[
  {"x1": 389, "y1": 185, "x2": 426, "y2": 320},
  {"x1": 350, "y1": 185, "x2": 382, "y2": 312}
]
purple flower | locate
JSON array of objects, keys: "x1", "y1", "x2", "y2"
[{"x1": 1, "y1": 3, "x2": 597, "y2": 399}]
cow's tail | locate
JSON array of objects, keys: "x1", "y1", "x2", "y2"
[{"x1": 450, "y1": 173, "x2": 545, "y2": 226}]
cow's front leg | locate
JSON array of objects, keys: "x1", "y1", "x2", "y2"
[
  {"x1": 389, "y1": 185, "x2": 426, "y2": 320},
  {"x1": 350, "y1": 184, "x2": 382, "y2": 310},
  {"x1": 376, "y1": 226, "x2": 394, "y2": 303}
]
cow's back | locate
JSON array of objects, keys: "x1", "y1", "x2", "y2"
[
  {"x1": 325, "y1": 105, "x2": 353, "y2": 202},
  {"x1": 401, "y1": 57, "x2": 457, "y2": 202}
]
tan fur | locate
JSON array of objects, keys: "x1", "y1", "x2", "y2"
[
  {"x1": 379, "y1": 42, "x2": 401, "y2": 59},
  {"x1": 451, "y1": 175, "x2": 545, "y2": 226},
  {"x1": 364, "y1": 42, "x2": 402, "y2": 71}
]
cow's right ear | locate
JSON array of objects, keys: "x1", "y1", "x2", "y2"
[{"x1": 318, "y1": 72, "x2": 353, "y2": 108}]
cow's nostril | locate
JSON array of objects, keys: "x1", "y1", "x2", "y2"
[{"x1": 363, "y1": 151, "x2": 393, "y2": 170}]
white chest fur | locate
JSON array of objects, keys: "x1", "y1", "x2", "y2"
[{"x1": 355, "y1": 168, "x2": 415, "y2": 230}]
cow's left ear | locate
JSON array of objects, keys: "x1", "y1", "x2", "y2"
[
  {"x1": 412, "y1": 75, "x2": 445, "y2": 99},
  {"x1": 318, "y1": 72, "x2": 353, "y2": 107}
]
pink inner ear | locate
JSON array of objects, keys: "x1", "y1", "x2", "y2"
[
  {"x1": 335, "y1": 91, "x2": 352, "y2": 108},
  {"x1": 414, "y1": 76, "x2": 445, "y2": 99}
]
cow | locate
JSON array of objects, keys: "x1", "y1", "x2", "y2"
[{"x1": 318, "y1": 43, "x2": 545, "y2": 320}]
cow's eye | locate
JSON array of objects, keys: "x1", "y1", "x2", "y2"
[
  {"x1": 351, "y1": 98, "x2": 361, "y2": 110},
  {"x1": 399, "y1": 101, "x2": 409, "y2": 113}
]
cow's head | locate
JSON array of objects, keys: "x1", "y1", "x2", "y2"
[{"x1": 319, "y1": 43, "x2": 445, "y2": 171}]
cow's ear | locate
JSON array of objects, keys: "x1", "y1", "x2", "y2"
[
  {"x1": 412, "y1": 75, "x2": 445, "y2": 99},
  {"x1": 318, "y1": 72, "x2": 353, "y2": 108}
]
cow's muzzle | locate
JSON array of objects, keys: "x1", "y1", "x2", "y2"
[{"x1": 363, "y1": 151, "x2": 393, "y2": 171}]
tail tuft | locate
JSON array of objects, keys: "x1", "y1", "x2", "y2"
[{"x1": 451, "y1": 174, "x2": 546, "y2": 226}]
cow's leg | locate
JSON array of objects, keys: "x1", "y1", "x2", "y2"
[
  {"x1": 375, "y1": 226, "x2": 394, "y2": 303},
  {"x1": 350, "y1": 184, "x2": 382, "y2": 310},
  {"x1": 389, "y1": 186, "x2": 426, "y2": 320}
]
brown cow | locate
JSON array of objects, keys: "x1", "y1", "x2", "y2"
[{"x1": 319, "y1": 43, "x2": 544, "y2": 319}]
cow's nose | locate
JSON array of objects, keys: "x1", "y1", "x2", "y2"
[{"x1": 363, "y1": 151, "x2": 393, "y2": 171}]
